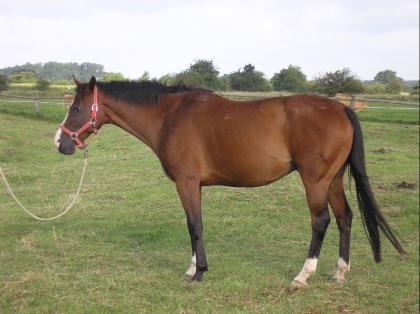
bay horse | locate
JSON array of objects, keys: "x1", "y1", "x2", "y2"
[{"x1": 54, "y1": 77, "x2": 405, "y2": 287}]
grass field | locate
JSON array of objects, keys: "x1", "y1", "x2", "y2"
[{"x1": 0, "y1": 97, "x2": 418, "y2": 313}]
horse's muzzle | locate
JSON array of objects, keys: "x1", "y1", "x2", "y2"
[{"x1": 58, "y1": 143, "x2": 76, "y2": 155}]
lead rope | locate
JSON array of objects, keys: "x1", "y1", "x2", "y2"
[{"x1": 0, "y1": 145, "x2": 92, "y2": 222}]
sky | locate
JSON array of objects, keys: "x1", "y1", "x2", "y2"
[{"x1": 0, "y1": 0, "x2": 418, "y2": 81}]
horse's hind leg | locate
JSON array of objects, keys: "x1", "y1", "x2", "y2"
[
  {"x1": 328, "y1": 171, "x2": 352, "y2": 283},
  {"x1": 176, "y1": 177, "x2": 208, "y2": 282},
  {"x1": 291, "y1": 177, "x2": 331, "y2": 288}
]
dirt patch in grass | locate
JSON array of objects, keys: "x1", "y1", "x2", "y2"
[
  {"x1": 396, "y1": 181, "x2": 417, "y2": 190},
  {"x1": 372, "y1": 147, "x2": 387, "y2": 154},
  {"x1": 382, "y1": 206, "x2": 401, "y2": 214}
]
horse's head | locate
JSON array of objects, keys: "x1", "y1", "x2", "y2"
[{"x1": 55, "y1": 76, "x2": 102, "y2": 155}]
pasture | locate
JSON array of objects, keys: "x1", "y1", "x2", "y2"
[{"x1": 0, "y1": 98, "x2": 418, "y2": 313}]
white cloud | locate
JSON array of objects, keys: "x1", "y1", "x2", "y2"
[{"x1": 0, "y1": 0, "x2": 418, "y2": 80}]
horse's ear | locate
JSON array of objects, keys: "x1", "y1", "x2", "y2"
[
  {"x1": 73, "y1": 75, "x2": 81, "y2": 86},
  {"x1": 88, "y1": 76, "x2": 96, "y2": 92}
]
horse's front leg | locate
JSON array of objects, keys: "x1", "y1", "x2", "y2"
[{"x1": 176, "y1": 177, "x2": 208, "y2": 281}]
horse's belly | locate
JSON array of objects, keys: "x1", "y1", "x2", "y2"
[{"x1": 202, "y1": 154, "x2": 293, "y2": 187}]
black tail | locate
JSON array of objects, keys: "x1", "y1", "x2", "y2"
[{"x1": 344, "y1": 107, "x2": 406, "y2": 262}]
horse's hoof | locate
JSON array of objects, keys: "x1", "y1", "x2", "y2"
[
  {"x1": 290, "y1": 279, "x2": 308, "y2": 290},
  {"x1": 185, "y1": 268, "x2": 196, "y2": 278},
  {"x1": 192, "y1": 271, "x2": 204, "y2": 282},
  {"x1": 333, "y1": 276, "x2": 346, "y2": 284}
]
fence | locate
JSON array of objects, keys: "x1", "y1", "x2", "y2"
[
  {"x1": 0, "y1": 94, "x2": 66, "y2": 113},
  {"x1": 222, "y1": 92, "x2": 419, "y2": 110},
  {"x1": 0, "y1": 92, "x2": 419, "y2": 115}
]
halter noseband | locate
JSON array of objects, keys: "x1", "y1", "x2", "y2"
[{"x1": 60, "y1": 86, "x2": 99, "y2": 149}]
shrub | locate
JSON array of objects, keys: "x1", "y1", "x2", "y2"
[
  {"x1": 173, "y1": 59, "x2": 226, "y2": 90},
  {"x1": 411, "y1": 81, "x2": 419, "y2": 95},
  {"x1": 102, "y1": 72, "x2": 127, "y2": 81},
  {"x1": 10, "y1": 71, "x2": 38, "y2": 83},
  {"x1": 228, "y1": 64, "x2": 272, "y2": 91},
  {"x1": 0, "y1": 74, "x2": 9, "y2": 92},
  {"x1": 271, "y1": 65, "x2": 307, "y2": 92},
  {"x1": 35, "y1": 78, "x2": 51, "y2": 91},
  {"x1": 385, "y1": 79, "x2": 404, "y2": 94},
  {"x1": 363, "y1": 82, "x2": 387, "y2": 94},
  {"x1": 313, "y1": 68, "x2": 365, "y2": 96},
  {"x1": 374, "y1": 70, "x2": 398, "y2": 84}
]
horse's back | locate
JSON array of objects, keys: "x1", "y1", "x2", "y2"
[{"x1": 160, "y1": 93, "x2": 352, "y2": 187}]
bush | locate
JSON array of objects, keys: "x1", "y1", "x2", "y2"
[
  {"x1": 10, "y1": 71, "x2": 38, "y2": 83},
  {"x1": 363, "y1": 82, "x2": 387, "y2": 94},
  {"x1": 138, "y1": 71, "x2": 150, "y2": 81},
  {"x1": 158, "y1": 73, "x2": 176, "y2": 85},
  {"x1": 411, "y1": 81, "x2": 419, "y2": 95},
  {"x1": 385, "y1": 79, "x2": 404, "y2": 94},
  {"x1": 173, "y1": 59, "x2": 227, "y2": 90},
  {"x1": 35, "y1": 78, "x2": 51, "y2": 91},
  {"x1": 0, "y1": 74, "x2": 9, "y2": 92},
  {"x1": 228, "y1": 64, "x2": 272, "y2": 91},
  {"x1": 271, "y1": 65, "x2": 307, "y2": 92},
  {"x1": 374, "y1": 70, "x2": 399, "y2": 84},
  {"x1": 313, "y1": 68, "x2": 365, "y2": 96},
  {"x1": 102, "y1": 72, "x2": 127, "y2": 81}
]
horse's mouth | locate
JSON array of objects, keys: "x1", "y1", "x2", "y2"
[{"x1": 58, "y1": 144, "x2": 76, "y2": 155}]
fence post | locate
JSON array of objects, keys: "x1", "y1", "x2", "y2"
[
  {"x1": 351, "y1": 96, "x2": 356, "y2": 109},
  {"x1": 33, "y1": 97, "x2": 40, "y2": 113}
]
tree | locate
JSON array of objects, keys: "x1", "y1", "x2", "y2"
[
  {"x1": 102, "y1": 72, "x2": 126, "y2": 81},
  {"x1": 35, "y1": 78, "x2": 50, "y2": 92},
  {"x1": 363, "y1": 82, "x2": 386, "y2": 94},
  {"x1": 271, "y1": 65, "x2": 307, "y2": 92},
  {"x1": 313, "y1": 68, "x2": 364, "y2": 96},
  {"x1": 385, "y1": 78, "x2": 404, "y2": 94},
  {"x1": 10, "y1": 71, "x2": 38, "y2": 83},
  {"x1": 0, "y1": 74, "x2": 9, "y2": 92},
  {"x1": 77, "y1": 62, "x2": 105, "y2": 82},
  {"x1": 138, "y1": 71, "x2": 150, "y2": 81},
  {"x1": 0, "y1": 62, "x2": 104, "y2": 81},
  {"x1": 228, "y1": 64, "x2": 272, "y2": 91},
  {"x1": 374, "y1": 70, "x2": 399, "y2": 84},
  {"x1": 411, "y1": 81, "x2": 419, "y2": 95},
  {"x1": 158, "y1": 73, "x2": 176, "y2": 85},
  {"x1": 174, "y1": 59, "x2": 226, "y2": 90}
]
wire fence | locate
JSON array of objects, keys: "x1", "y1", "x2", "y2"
[
  {"x1": 221, "y1": 92, "x2": 419, "y2": 110},
  {"x1": 0, "y1": 92, "x2": 419, "y2": 114},
  {"x1": 0, "y1": 94, "x2": 68, "y2": 113}
]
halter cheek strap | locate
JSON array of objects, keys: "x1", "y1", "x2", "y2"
[{"x1": 59, "y1": 86, "x2": 99, "y2": 149}]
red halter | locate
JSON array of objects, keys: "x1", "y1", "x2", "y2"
[{"x1": 60, "y1": 86, "x2": 98, "y2": 149}]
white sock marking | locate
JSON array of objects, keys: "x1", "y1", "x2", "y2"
[
  {"x1": 293, "y1": 258, "x2": 318, "y2": 285},
  {"x1": 333, "y1": 257, "x2": 350, "y2": 282},
  {"x1": 185, "y1": 253, "x2": 196, "y2": 277}
]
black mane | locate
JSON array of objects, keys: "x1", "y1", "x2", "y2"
[{"x1": 77, "y1": 80, "x2": 212, "y2": 104}]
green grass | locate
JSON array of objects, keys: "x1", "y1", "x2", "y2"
[
  {"x1": 357, "y1": 101, "x2": 419, "y2": 125},
  {"x1": 0, "y1": 103, "x2": 418, "y2": 313},
  {"x1": 0, "y1": 99, "x2": 67, "y2": 123}
]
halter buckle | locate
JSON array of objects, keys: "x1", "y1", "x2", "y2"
[{"x1": 70, "y1": 132, "x2": 78, "y2": 139}]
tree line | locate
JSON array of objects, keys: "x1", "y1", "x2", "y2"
[{"x1": 0, "y1": 60, "x2": 418, "y2": 96}]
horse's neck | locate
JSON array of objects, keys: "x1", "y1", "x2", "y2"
[{"x1": 103, "y1": 98, "x2": 165, "y2": 153}]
